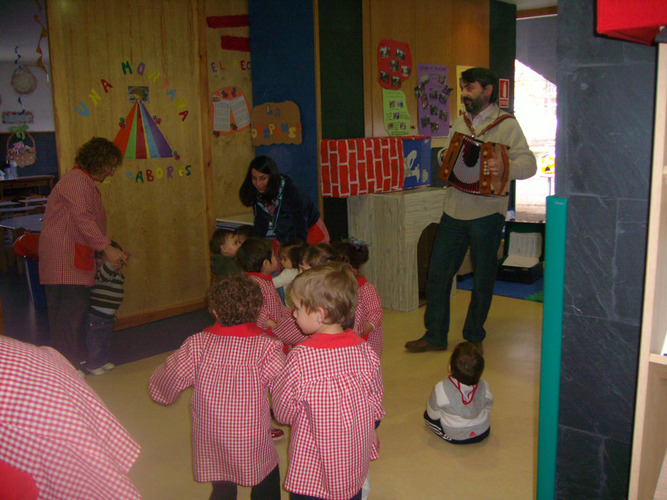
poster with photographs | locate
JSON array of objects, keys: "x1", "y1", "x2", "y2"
[
  {"x1": 415, "y1": 64, "x2": 452, "y2": 137},
  {"x1": 382, "y1": 89, "x2": 410, "y2": 136},
  {"x1": 377, "y1": 39, "x2": 412, "y2": 90}
]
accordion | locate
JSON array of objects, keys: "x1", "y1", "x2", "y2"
[{"x1": 438, "y1": 132, "x2": 510, "y2": 196}]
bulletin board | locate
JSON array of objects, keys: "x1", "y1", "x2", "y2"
[
  {"x1": 47, "y1": 0, "x2": 210, "y2": 322},
  {"x1": 205, "y1": 0, "x2": 255, "y2": 221}
]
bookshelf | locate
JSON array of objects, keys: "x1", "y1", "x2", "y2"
[{"x1": 629, "y1": 43, "x2": 667, "y2": 499}]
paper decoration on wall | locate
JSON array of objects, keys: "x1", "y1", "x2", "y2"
[
  {"x1": 382, "y1": 89, "x2": 410, "y2": 136},
  {"x1": 114, "y1": 86, "x2": 173, "y2": 159},
  {"x1": 320, "y1": 136, "x2": 431, "y2": 198},
  {"x1": 415, "y1": 64, "x2": 451, "y2": 137},
  {"x1": 6, "y1": 126, "x2": 37, "y2": 167},
  {"x1": 2, "y1": 111, "x2": 34, "y2": 124},
  {"x1": 206, "y1": 15, "x2": 251, "y2": 52},
  {"x1": 33, "y1": 0, "x2": 49, "y2": 75},
  {"x1": 211, "y1": 86, "x2": 251, "y2": 136},
  {"x1": 251, "y1": 101, "x2": 302, "y2": 146},
  {"x1": 456, "y1": 65, "x2": 473, "y2": 116},
  {"x1": 377, "y1": 39, "x2": 412, "y2": 90}
]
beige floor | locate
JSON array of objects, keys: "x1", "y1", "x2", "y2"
[{"x1": 86, "y1": 289, "x2": 543, "y2": 499}]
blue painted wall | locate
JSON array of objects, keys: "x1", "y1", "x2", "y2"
[{"x1": 248, "y1": 0, "x2": 319, "y2": 205}]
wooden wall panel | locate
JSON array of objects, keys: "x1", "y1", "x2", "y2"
[
  {"x1": 205, "y1": 0, "x2": 254, "y2": 222},
  {"x1": 47, "y1": 0, "x2": 210, "y2": 321},
  {"x1": 364, "y1": 0, "x2": 489, "y2": 146}
]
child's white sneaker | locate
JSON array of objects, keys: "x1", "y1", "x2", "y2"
[
  {"x1": 86, "y1": 366, "x2": 106, "y2": 376},
  {"x1": 101, "y1": 363, "x2": 116, "y2": 371}
]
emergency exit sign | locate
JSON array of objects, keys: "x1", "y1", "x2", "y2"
[{"x1": 499, "y1": 78, "x2": 510, "y2": 108}]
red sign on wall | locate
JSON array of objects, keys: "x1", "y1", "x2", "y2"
[{"x1": 499, "y1": 79, "x2": 510, "y2": 108}]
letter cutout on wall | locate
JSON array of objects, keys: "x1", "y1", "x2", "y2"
[{"x1": 251, "y1": 101, "x2": 302, "y2": 146}]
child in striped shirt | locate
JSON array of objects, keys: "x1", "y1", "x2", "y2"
[{"x1": 84, "y1": 240, "x2": 126, "y2": 375}]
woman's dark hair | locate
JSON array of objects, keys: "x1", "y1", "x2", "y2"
[
  {"x1": 75, "y1": 137, "x2": 123, "y2": 176},
  {"x1": 332, "y1": 239, "x2": 369, "y2": 271},
  {"x1": 460, "y1": 67, "x2": 499, "y2": 104},
  {"x1": 235, "y1": 237, "x2": 273, "y2": 273},
  {"x1": 239, "y1": 156, "x2": 282, "y2": 206}
]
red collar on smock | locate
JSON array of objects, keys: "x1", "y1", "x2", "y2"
[
  {"x1": 204, "y1": 322, "x2": 263, "y2": 337},
  {"x1": 247, "y1": 271, "x2": 273, "y2": 281},
  {"x1": 301, "y1": 329, "x2": 365, "y2": 349},
  {"x1": 73, "y1": 165, "x2": 93, "y2": 178},
  {"x1": 356, "y1": 275, "x2": 367, "y2": 287}
]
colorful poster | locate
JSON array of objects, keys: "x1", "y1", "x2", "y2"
[
  {"x1": 251, "y1": 101, "x2": 302, "y2": 146},
  {"x1": 382, "y1": 89, "x2": 410, "y2": 136},
  {"x1": 456, "y1": 65, "x2": 473, "y2": 117},
  {"x1": 211, "y1": 86, "x2": 251, "y2": 136},
  {"x1": 377, "y1": 39, "x2": 412, "y2": 90},
  {"x1": 415, "y1": 64, "x2": 452, "y2": 137}
]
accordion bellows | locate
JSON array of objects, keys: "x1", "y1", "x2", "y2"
[{"x1": 438, "y1": 132, "x2": 510, "y2": 196}]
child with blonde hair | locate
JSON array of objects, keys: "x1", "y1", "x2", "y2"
[
  {"x1": 273, "y1": 263, "x2": 385, "y2": 500},
  {"x1": 149, "y1": 274, "x2": 285, "y2": 499}
]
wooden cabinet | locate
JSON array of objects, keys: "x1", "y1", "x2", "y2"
[{"x1": 629, "y1": 44, "x2": 667, "y2": 500}]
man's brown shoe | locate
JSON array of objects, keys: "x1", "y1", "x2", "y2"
[{"x1": 404, "y1": 339, "x2": 447, "y2": 353}]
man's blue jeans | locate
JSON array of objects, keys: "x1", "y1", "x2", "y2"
[{"x1": 422, "y1": 211, "x2": 505, "y2": 347}]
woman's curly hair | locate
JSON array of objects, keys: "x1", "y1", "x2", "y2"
[
  {"x1": 75, "y1": 137, "x2": 123, "y2": 176},
  {"x1": 208, "y1": 273, "x2": 262, "y2": 326}
]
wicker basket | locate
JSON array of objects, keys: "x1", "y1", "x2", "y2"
[{"x1": 6, "y1": 132, "x2": 36, "y2": 167}]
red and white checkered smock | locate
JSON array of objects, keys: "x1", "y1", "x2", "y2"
[
  {"x1": 149, "y1": 322, "x2": 285, "y2": 485},
  {"x1": 38, "y1": 167, "x2": 111, "y2": 286},
  {"x1": 355, "y1": 276, "x2": 383, "y2": 358},
  {"x1": 271, "y1": 316, "x2": 309, "y2": 347},
  {"x1": 247, "y1": 272, "x2": 293, "y2": 329},
  {"x1": 0, "y1": 336, "x2": 141, "y2": 499},
  {"x1": 272, "y1": 330, "x2": 385, "y2": 500}
]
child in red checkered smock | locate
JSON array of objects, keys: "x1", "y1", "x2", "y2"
[
  {"x1": 236, "y1": 237, "x2": 293, "y2": 330},
  {"x1": 273, "y1": 263, "x2": 385, "y2": 500},
  {"x1": 333, "y1": 239, "x2": 383, "y2": 358},
  {"x1": 149, "y1": 274, "x2": 285, "y2": 499},
  {"x1": 0, "y1": 336, "x2": 140, "y2": 499}
]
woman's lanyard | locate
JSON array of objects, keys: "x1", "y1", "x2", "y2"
[{"x1": 257, "y1": 177, "x2": 285, "y2": 238}]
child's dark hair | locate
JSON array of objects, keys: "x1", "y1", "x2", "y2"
[
  {"x1": 332, "y1": 239, "x2": 369, "y2": 270},
  {"x1": 449, "y1": 342, "x2": 485, "y2": 386},
  {"x1": 300, "y1": 243, "x2": 341, "y2": 268},
  {"x1": 236, "y1": 237, "x2": 273, "y2": 273},
  {"x1": 208, "y1": 273, "x2": 262, "y2": 326},
  {"x1": 235, "y1": 224, "x2": 254, "y2": 241},
  {"x1": 281, "y1": 239, "x2": 307, "y2": 266},
  {"x1": 209, "y1": 228, "x2": 234, "y2": 254}
]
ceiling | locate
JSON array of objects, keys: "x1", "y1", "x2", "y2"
[{"x1": 0, "y1": 0, "x2": 557, "y2": 65}]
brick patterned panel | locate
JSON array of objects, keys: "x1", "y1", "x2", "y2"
[{"x1": 321, "y1": 137, "x2": 405, "y2": 198}]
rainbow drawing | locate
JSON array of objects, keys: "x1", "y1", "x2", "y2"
[{"x1": 113, "y1": 102, "x2": 173, "y2": 159}]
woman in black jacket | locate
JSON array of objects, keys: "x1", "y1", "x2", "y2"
[{"x1": 239, "y1": 156, "x2": 329, "y2": 246}]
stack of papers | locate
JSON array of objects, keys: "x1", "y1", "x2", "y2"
[{"x1": 502, "y1": 232, "x2": 542, "y2": 268}]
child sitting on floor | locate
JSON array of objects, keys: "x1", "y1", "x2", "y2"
[
  {"x1": 424, "y1": 341, "x2": 493, "y2": 444},
  {"x1": 209, "y1": 228, "x2": 242, "y2": 281},
  {"x1": 149, "y1": 274, "x2": 285, "y2": 499},
  {"x1": 272, "y1": 263, "x2": 385, "y2": 500},
  {"x1": 333, "y1": 239, "x2": 383, "y2": 358}
]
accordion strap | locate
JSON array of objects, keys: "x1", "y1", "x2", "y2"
[{"x1": 463, "y1": 113, "x2": 515, "y2": 138}]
